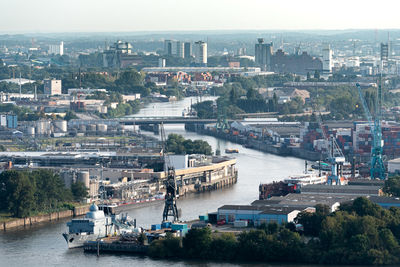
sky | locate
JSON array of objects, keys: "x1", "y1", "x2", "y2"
[{"x1": 1, "y1": 0, "x2": 400, "y2": 33}]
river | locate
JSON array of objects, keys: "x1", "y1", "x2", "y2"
[{"x1": 0, "y1": 97, "x2": 307, "y2": 267}]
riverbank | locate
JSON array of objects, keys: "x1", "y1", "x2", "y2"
[
  {"x1": 186, "y1": 124, "x2": 321, "y2": 161},
  {"x1": 0, "y1": 205, "x2": 90, "y2": 231}
]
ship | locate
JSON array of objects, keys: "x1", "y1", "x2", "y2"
[
  {"x1": 283, "y1": 171, "x2": 327, "y2": 186},
  {"x1": 62, "y1": 203, "x2": 136, "y2": 248},
  {"x1": 225, "y1": 148, "x2": 239, "y2": 154},
  {"x1": 259, "y1": 171, "x2": 326, "y2": 200}
]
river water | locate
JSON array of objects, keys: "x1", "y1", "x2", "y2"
[{"x1": 0, "y1": 97, "x2": 307, "y2": 267}]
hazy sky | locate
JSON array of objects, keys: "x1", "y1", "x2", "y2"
[{"x1": 1, "y1": 0, "x2": 400, "y2": 33}]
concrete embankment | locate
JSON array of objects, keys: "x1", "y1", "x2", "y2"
[{"x1": 1, "y1": 205, "x2": 90, "y2": 231}]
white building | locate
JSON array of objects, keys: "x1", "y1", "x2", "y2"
[
  {"x1": 48, "y1": 42, "x2": 64, "y2": 56},
  {"x1": 322, "y1": 44, "x2": 333, "y2": 72},
  {"x1": 68, "y1": 88, "x2": 107, "y2": 95},
  {"x1": 44, "y1": 79, "x2": 62, "y2": 95},
  {"x1": 194, "y1": 41, "x2": 207, "y2": 65}
]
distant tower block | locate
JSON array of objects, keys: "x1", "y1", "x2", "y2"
[{"x1": 322, "y1": 44, "x2": 333, "y2": 73}]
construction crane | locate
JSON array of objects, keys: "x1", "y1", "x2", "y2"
[
  {"x1": 356, "y1": 81, "x2": 386, "y2": 179},
  {"x1": 313, "y1": 100, "x2": 345, "y2": 185},
  {"x1": 160, "y1": 123, "x2": 179, "y2": 222}
]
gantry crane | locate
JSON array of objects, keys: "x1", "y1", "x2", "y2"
[
  {"x1": 356, "y1": 81, "x2": 386, "y2": 179},
  {"x1": 160, "y1": 123, "x2": 179, "y2": 222},
  {"x1": 314, "y1": 106, "x2": 345, "y2": 185}
]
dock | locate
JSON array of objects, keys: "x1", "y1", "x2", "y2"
[{"x1": 83, "y1": 239, "x2": 148, "y2": 254}]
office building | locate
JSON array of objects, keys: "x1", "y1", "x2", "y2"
[
  {"x1": 255, "y1": 38, "x2": 273, "y2": 71},
  {"x1": 194, "y1": 41, "x2": 207, "y2": 66},
  {"x1": 48, "y1": 41, "x2": 64, "y2": 56},
  {"x1": 44, "y1": 79, "x2": 62, "y2": 95},
  {"x1": 184, "y1": 42, "x2": 192, "y2": 59}
]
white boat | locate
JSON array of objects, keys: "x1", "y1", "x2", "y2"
[{"x1": 284, "y1": 172, "x2": 327, "y2": 186}]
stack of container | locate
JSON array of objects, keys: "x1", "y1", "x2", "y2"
[
  {"x1": 300, "y1": 122, "x2": 324, "y2": 151},
  {"x1": 199, "y1": 215, "x2": 208, "y2": 222},
  {"x1": 161, "y1": 222, "x2": 171, "y2": 229},
  {"x1": 151, "y1": 224, "x2": 161, "y2": 231},
  {"x1": 171, "y1": 223, "x2": 188, "y2": 236}
]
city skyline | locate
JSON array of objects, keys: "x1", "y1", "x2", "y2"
[{"x1": 1, "y1": 0, "x2": 400, "y2": 33}]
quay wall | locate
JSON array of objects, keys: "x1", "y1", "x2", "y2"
[
  {"x1": 187, "y1": 124, "x2": 321, "y2": 161},
  {"x1": 1, "y1": 205, "x2": 90, "y2": 231}
]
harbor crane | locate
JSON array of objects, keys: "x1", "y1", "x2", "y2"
[
  {"x1": 160, "y1": 123, "x2": 179, "y2": 222},
  {"x1": 356, "y1": 81, "x2": 386, "y2": 179},
  {"x1": 314, "y1": 108, "x2": 345, "y2": 185}
]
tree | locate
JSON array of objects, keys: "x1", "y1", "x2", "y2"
[
  {"x1": 384, "y1": 176, "x2": 400, "y2": 196},
  {"x1": 0, "y1": 171, "x2": 36, "y2": 217},
  {"x1": 183, "y1": 228, "x2": 212, "y2": 259},
  {"x1": 166, "y1": 134, "x2": 212, "y2": 155},
  {"x1": 209, "y1": 233, "x2": 238, "y2": 261},
  {"x1": 229, "y1": 88, "x2": 238, "y2": 104},
  {"x1": 71, "y1": 181, "x2": 88, "y2": 201}
]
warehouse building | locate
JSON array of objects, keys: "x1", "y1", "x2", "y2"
[{"x1": 217, "y1": 205, "x2": 301, "y2": 226}]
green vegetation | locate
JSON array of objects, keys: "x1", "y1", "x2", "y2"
[
  {"x1": 196, "y1": 74, "x2": 400, "y2": 121},
  {"x1": 104, "y1": 100, "x2": 141, "y2": 118},
  {"x1": 0, "y1": 103, "x2": 44, "y2": 121},
  {"x1": 149, "y1": 198, "x2": 400, "y2": 265},
  {"x1": 384, "y1": 175, "x2": 400, "y2": 196},
  {"x1": 166, "y1": 134, "x2": 212, "y2": 155},
  {"x1": 0, "y1": 169, "x2": 86, "y2": 218}
]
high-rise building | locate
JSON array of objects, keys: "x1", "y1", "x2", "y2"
[
  {"x1": 48, "y1": 41, "x2": 64, "y2": 56},
  {"x1": 44, "y1": 79, "x2": 62, "y2": 95},
  {"x1": 255, "y1": 38, "x2": 273, "y2": 71},
  {"x1": 164, "y1": 40, "x2": 173, "y2": 56},
  {"x1": 164, "y1": 40, "x2": 185, "y2": 58},
  {"x1": 158, "y1": 58, "x2": 166, "y2": 67},
  {"x1": 381, "y1": 43, "x2": 389, "y2": 61},
  {"x1": 194, "y1": 41, "x2": 207, "y2": 66},
  {"x1": 176, "y1": 41, "x2": 184, "y2": 58},
  {"x1": 322, "y1": 44, "x2": 333, "y2": 72},
  {"x1": 184, "y1": 42, "x2": 192, "y2": 59}
]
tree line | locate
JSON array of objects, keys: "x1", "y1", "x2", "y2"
[
  {"x1": 166, "y1": 134, "x2": 212, "y2": 155},
  {"x1": 148, "y1": 197, "x2": 400, "y2": 265},
  {"x1": 0, "y1": 169, "x2": 87, "y2": 218}
]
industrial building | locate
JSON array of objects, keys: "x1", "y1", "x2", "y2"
[
  {"x1": 44, "y1": 79, "x2": 62, "y2": 95},
  {"x1": 300, "y1": 184, "x2": 383, "y2": 196},
  {"x1": 271, "y1": 49, "x2": 323, "y2": 75},
  {"x1": 255, "y1": 38, "x2": 273, "y2": 71},
  {"x1": 217, "y1": 205, "x2": 301, "y2": 226},
  {"x1": 48, "y1": 41, "x2": 64, "y2": 56}
]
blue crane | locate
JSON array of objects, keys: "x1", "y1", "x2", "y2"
[{"x1": 355, "y1": 82, "x2": 386, "y2": 179}]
